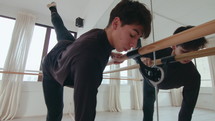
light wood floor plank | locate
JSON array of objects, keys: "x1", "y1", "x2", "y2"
[{"x1": 11, "y1": 107, "x2": 215, "y2": 121}]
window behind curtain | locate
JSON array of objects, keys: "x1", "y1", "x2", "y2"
[
  {"x1": 194, "y1": 57, "x2": 212, "y2": 87},
  {"x1": 103, "y1": 65, "x2": 110, "y2": 84},
  {"x1": 102, "y1": 55, "x2": 129, "y2": 85},
  {"x1": 23, "y1": 25, "x2": 46, "y2": 81},
  {"x1": 120, "y1": 60, "x2": 128, "y2": 85},
  {"x1": 48, "y1": 29, "x2": 76, "y2": 52},
  {"x1": 0, "y1": 17, "x2": 15, "y2": 80},
  {"x1": 24, "y1": 27, "x2": 76, "y2": 81},
  {"x1": 0, "y1": 16, "x2": 77, "y2": 81},
  {"x1": 47, "y1": 29, "x2": 58, "y2": 53}
]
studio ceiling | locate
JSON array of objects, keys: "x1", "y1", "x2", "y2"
[{"x1": 0, "y1": 0, "x2": 214, "y2": 40}]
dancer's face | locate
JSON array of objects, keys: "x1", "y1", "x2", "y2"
[
  {"x1": 109, "y1": 17, "x2": 143, "y2": 52},
  {"x1": 172, "y1": 45, "x2": 194, "y2": 64}
]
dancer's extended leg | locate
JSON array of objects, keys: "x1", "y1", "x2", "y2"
[{"x1": 48, "y1": 2, "x2": 75, "y2": 42}]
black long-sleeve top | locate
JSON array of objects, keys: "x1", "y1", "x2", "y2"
[{"x1": 42, "y1": 29, "x2": 113, "y2": 86}]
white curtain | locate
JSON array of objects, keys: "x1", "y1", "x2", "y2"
[
  {"x1": 170, "y1": 88, "x2": 182, "y2": 106},
  {"x1": 128, "y1": 59, "x2": 143, "y2": 110},
  {"x1": 108, "y1": 59, "x2": 143, "y2": 111},
  {"x1": 206, "y1": 37, "x2": 215, "y2": 110},
  {"x1": 108, "y1": 64, "x2": 122, "y2": 112},
  {"x1": 0, "y1": 12, "x2": 36, "y2": 120}
]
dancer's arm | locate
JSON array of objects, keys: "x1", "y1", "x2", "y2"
[{"x1": 107, "y1": 52, "x2": 127, "y2": 65}]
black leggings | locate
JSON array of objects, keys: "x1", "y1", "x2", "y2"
[
  {"x1": 42, "y1": 12, "x2": 74, "y2": 121},
  {"x1": 43, "y1": 75, "x2": 64, "y2": 121},
  {"x1": 51, "y1": 12, "x2": 75, "y2": 42},
  {"x1": 143, "y1": 79, "x2": 157, "y2": 121}
]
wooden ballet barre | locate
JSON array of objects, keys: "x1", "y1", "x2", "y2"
[
  {"x1": 104, "y1": 47, "x2": 215, "y2": 74},
  {"x1": 0, "y1": 71, "x2": 140, "y2": 81},
  {"x1": 103, "y1": 77, "x2": 141, "y2": 81},
  {"x1": 156, "y1": 47, "x2": 215, "y2": 65},
  {"x1": 125, "y1": 19, "x2": 215, "y2": 59},
  {"x1": 2, "y1": 47, "x2": 215, "y2": 76},
  {"x1": 103, "y1": 64, "x2": 139, "y2": 74},
  {"x1": 0, "y1": 71, "x2": 42, "y2": 76}
]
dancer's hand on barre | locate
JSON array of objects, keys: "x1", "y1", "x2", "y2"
[
  {"x1": 141, "y1": 57, "x2": 153, "y2": 67},
  {"x1": 107, "y1": 52, "x2": 127, "y2": 65}
]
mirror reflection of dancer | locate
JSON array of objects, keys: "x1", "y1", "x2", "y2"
[
  {"x1": 139, "y1": 26, "x2": 207, "y2": 121},
  {"x1": 42, "y1": 1, "x2": 152, "y2": 121}
]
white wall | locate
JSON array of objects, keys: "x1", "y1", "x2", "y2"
[
  {"x1": 15, "y1": 82, "x2": 173, "y2": 118},
  {"x1": 15, "y1": 81, "x2": 215, "y2": 118}
]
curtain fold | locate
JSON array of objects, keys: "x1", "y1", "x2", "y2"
[
  {"x1": 170, "y1": 88, "x2": 182, "y2": 106},
  {"x1": 0, "y1": 12, "x2": 36, "y2": 120},
  {"x1": 128, "y1": 59, "x2": 143, "y2": 110},
  {"x1": 206, "y1": 37, "x2": 215, "y2": 110},
  {"x1": 108, "y1": 64, "x2": 122, "y2": 112}
]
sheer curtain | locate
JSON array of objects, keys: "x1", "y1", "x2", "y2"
[
  {"x1": 206, "y1": 37, "x2": 215, "y2": 110},
  {"x1": 170, "y1": 88, "x2": 182, "y2": 106},
  {"x1": 108, "y1": 64, "x2": 122, "y2": 112},
  {"x1": 0, "y1": 12, "x2": 36, "y2": 120},
  {"x1": 128, "y1": 59, "x2": 143, "y2": 110},
  {"x1": 108, "y1": 59, "x2": 143, "y2": 111}
]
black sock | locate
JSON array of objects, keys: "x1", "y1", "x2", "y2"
[{"x1": 49, "y1": 6, "x2": 57, "y2": 13}]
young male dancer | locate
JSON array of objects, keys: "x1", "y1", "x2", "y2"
[
  {"x1": 140, "y1": 26, "x2": 207, "y2": 121},
  {"x1": 42, "y1": 1, "x2": 152, "y2": 121}
]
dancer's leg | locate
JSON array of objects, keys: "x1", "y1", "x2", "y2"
[
  {"x1": 43, "y1": 74, "x2": 64, "y2": 121},
  {"x1": 48, "y1": 2, "x2": 75, "y2": 42},
  {"x1": 143, "y1": 79, "x2": 156, "y2": 121}
]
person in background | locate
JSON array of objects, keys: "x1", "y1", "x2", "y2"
[{"x1": 140, "y1": 26, "x2": 207, "y2": 121}]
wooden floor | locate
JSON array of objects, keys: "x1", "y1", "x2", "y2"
[{"x1": 11, "y1": 107, "x2": 215, "y2": 121}]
